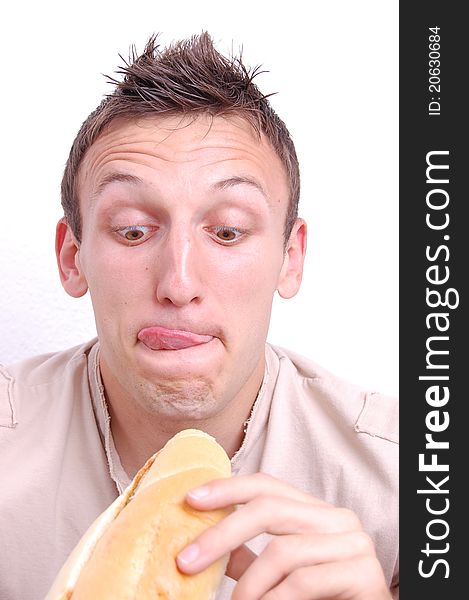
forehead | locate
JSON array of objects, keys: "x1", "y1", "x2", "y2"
[{"x1": 77, "y1": 113, "x2": 289, "y2": 208}]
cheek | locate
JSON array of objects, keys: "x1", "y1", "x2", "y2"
[
  {"x1": 213, "y1": 245, "x2": 283, "y2": 318},
  {"x1": 80, "y1": 243, "x2": 151, "y2": 315}
]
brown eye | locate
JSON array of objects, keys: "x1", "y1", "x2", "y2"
[
  {"x1": 211, "y1": 226, "x2": 243, "y2": 243},
  {"x1": 116, "y1": 225, "x2": 152, "y2": 242},
  {"x1": 125, "y1": 229, "x2": 144, "y2": 241},
  {"x1": 216, "y1": 228, "x2": 236, "y2": 241}
]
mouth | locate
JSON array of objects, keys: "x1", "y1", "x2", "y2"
[{"x1": 137, "y1": 326, "x2": 215, "y2": 351}]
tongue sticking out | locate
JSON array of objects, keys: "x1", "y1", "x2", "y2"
[{"x1": 137, "y1": 326, "x2": 214, "y2": 351}]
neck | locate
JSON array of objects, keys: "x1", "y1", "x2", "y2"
[{"x1": 100, "y1": 356, "x2": 265, "y2": 480}]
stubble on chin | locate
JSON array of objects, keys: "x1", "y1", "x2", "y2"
[{"x1": 132, "y1": 377, "x2": 218, "y2": 420}]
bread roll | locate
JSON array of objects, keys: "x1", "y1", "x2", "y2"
[{"x1": 45, "y1": 429, "x2": 232, "y2": 599}]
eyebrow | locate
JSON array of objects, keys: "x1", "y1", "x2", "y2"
[
  {"x1": 91, "y1": 172, "x2": 144, "y2": 201},
  {"x1": 211, "y1": 176, "x2": 270, "y2": 204},
  {"x1": 92, "y1": 172, "x2": 271, "y2": 206}
]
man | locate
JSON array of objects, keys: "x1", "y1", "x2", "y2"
[{"x1": 0, "y1": 33, "x2": 398, "y2": 599}]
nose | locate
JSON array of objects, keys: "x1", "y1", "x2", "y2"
[{"x1": 155, "y1": 227, "x2": 204, "y2": 307}]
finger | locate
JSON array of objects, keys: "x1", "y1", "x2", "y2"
[
  {"x1": 231, "y1": 532, "x2": 376, "y2": 599},
  {"x1": 260, "y1": 557, "x2": 390, "y2": 600},
  {"x1": 177, "y1": 497, "x2": 361, "y2": 574},
  {"x1": 185, "y1": 473, "x2": 330, "y2": 510}
]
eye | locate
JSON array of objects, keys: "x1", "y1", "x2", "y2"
[
  {"x1": 210, "y1": 226, "x2": 244, "y2": 244},
  {"x1": 114, "y1": 225, "x2": 154, "y2": 243}
]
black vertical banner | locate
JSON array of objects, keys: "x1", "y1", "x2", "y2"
[{"x1": 400, "y1": 2, "x2": 466, "y2": 597}]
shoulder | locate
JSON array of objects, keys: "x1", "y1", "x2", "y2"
[
  {"x1": 1, "y1": 338, "x2": 98, "y2": 386},
  {"x1": 267, "y1": 343, "x2": 398, "y2": 445},
  {"x1": 264, "y1": 344, "x2": 398, "y2": 587},
  {"x1": 0, "y1": 339, "x2": 98, "y2": 429}
]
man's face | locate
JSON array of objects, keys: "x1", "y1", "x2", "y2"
[{"x1": 65, "y1": 114, "x2": 304, "y2": 420}]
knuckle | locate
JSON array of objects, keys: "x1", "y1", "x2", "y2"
[
  {"x1": 336, "y1": 507, "x2": 361, "y2": 530},
  {"x1": 351, "y1": 556, "x2": 386, "y2": 594},
  {"x1": 253, "y1": 472, "x2": 276, "y2": 485},
  {"x1": 284, "y1": 568, "x2": 309, "y2": 593},
  {"x1": 266, "y1": 535, "x2": 285, "y2": 556},
  {"x1": 262, "y1": 566, "x2": 311, "y2": 600},
  {"x1": 351, "y1": 531, "x2": 376, "y2": 556},
  {"x1": 250, "y1": 494, "x2": 277, "y2": 513},
  {"x1": 263, "y1": 537, "x2": 292, "y2": 572},
  {"x1": 245, "y1": 495, "x2": 280, "y2": 529}
]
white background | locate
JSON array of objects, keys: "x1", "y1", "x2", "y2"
[{"x1": 0, "y1": 0, "x2": 398, "y2": 396}]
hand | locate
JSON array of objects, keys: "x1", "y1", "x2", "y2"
[{"x1": 176, "y1": 473, "x2": 392, "y2": 600}]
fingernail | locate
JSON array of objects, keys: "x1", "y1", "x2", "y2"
[
  {"x1": 177, "y1": 543, "x2": 200, "y2": 565},
  {"x1": 187, "y1": 485, "x2": 210, "y2": 500}
]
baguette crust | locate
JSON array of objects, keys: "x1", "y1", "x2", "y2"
[{"x1": 45, "y1": 429, "x2": 232, "y2": 599}]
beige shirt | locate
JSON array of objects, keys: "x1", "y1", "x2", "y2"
[{"x1": 0, "y1": 339, "x2": 398, "y2": 600}]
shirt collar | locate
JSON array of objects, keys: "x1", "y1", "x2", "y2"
[{"x1": 86, "y1": 340, "x2": 280, "y2": 488}]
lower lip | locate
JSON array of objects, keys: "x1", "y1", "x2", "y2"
[{"x1": 137, "y1": 326, "x2": 214, "y2": 351}]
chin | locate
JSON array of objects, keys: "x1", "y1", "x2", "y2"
[{"x1": 133, "y1": 377, "x2": 220, "y2": 420}]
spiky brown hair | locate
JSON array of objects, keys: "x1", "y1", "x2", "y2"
[{"x1": 61, "y1": 32, "x2": 300, "y2": 243}]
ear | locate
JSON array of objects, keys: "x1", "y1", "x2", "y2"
[
  {"x1": 277, "y1": 218, "x2": 307, "y2": 299},
  {"x1": 55, "y1": 218, "x2": 88, "y2": 298}
]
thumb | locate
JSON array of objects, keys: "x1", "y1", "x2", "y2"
[{"x1": 225, "y1": 545, "x2": 258, "y2": 581}]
